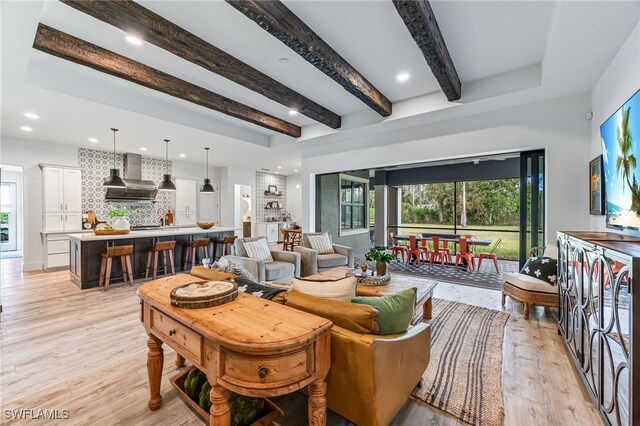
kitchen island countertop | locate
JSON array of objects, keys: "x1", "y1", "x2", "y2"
[{"x1": 68, "y1": 226, "x2": 238, "y2": 241}]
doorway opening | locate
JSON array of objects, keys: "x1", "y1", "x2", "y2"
[{"x1": 1, "y1": 165, "x2": 24, "y2": 259}]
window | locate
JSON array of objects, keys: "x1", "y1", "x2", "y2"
[{"x1": 340, "y1": 174, "x2": 368, "y2": 234}]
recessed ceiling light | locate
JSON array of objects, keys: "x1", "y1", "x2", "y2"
[
  {"x1": 126, "y1": 35, "x2": 143, "y2": 46},
  {"x1": 294, "y1": 169, "x2": 298, "y2": 172},
  {"x1": 277, "y1": 166, "x2": 282, "y2": 169},
  {"x1": 279, "y1": 57, "x2": 290, "y2": 64},
  {"x1": 179, "y1": 153, "x2": 186, "y2": 158},
  {"x1": 89, "y1": 137, "x2": 98, "y2": 143},
  {"x1": 20, "y1": 126, "x2": 33, "y2": 132},
  {"x1": 296, "y1": 184, "x2": 300, "y2": 189},
  {"x1": 24, "y1": 112, "x2": 39, "y2": 120},
  {"x1": 288, "y1": 110, "x2": 298, "y2": 116},
  {"x1": 276, "y1": 172, "x2": 279, "y2": 175},
  {"x1": 140, "y1": 147, "x2": 148, "y2": 151},
  {"x1": 396, "y1": 73, "x2": 410, "y2": 82}
]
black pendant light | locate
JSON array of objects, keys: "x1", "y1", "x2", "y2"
[
  {"x1": 158, "y1": 139, "x2": 176, "y2": 191},
  {"x1": 103, "y1": 128, "x2": 126, "y2": 188},
  {"x1": 200, "y1": 147, "x2": 214, "y2": 193}
]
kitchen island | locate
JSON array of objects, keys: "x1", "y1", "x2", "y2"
[{"x1": 68, "y1": 227, "x2": 236, "y2": 289}]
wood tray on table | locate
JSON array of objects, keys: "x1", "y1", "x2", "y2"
[
  {"x1": 170, "y1": 366, "x2": 284, "y2": 425},
  {"x1": 93, "y1": 229, "x2": 130, "y2": 235},
  {"x1": 345, "y1": 269, "x2": 391, "y2": 286}
]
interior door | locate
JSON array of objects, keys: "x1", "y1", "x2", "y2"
[
  {"x1": 1, "y1": 182, "x2": 17, "y2": 251},
  {"x1": 519, "y1": 150, "x2": 545, "y2": 266}
]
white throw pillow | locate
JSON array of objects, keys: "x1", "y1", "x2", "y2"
[
  {"x1": 543, "y1": 243, "x2": 558, "y2": 260},
  {"x1": 291, "y1": 276, "x2": 357, "y2": 302},
  {"x1": 243, "y1": 239, "x2": 274, "y2": 263},
  {"x1": 307, "y1": 233, "x2": 334, "y2": 254}
]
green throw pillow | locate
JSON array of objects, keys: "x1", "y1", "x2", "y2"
[{"x1": 351, "y1": 287, "x2": 417, "y2": 335}]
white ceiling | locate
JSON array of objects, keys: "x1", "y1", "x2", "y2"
[{"x1": 1, "y1": 0, "x2": 639, "y2": 171}]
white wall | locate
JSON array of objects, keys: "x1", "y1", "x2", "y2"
[
  {"x1": 286, "y1": 174, "x2": 302, "y2": 224},
  {"x1": 590, "y1": 22, "x2": 640, "y2": 231},
  {"x1": 219, "y1": 167, "x2": 255, "y2": 234},
  {"x1": 301, "y1": 93, "x2": 593, "y2": 244},
  {"x1": 1, "y1": 137, "x2": 78, "y2": 270}
]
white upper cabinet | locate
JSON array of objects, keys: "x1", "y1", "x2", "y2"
[
  {"x1": 43, "y1": 167, "x2": 64, "y2": 212},
  {"x1": 175, "y1": 179, "x2": 197, "y2": 213},
  {"x1": 63, "y1": 169, "x2": 82, "y2": 212},
  {"x1": 41, "y1": 165, "x2": 82, "y2": 232}
]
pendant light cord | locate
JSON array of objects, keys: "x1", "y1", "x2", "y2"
[
  {"x1": 205, "y1": 147, "x2": 210, "y2": 179},
  {"x1": 164, "y1": 139, "x2": 170, "y2": 173},
  {"x1": 111, "y1": 128, "x2": 118, "y2": 169}
]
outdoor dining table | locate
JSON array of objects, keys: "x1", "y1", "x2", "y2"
[{"x1": 395, "y1": 234, "x2": 493, "y2": 268}]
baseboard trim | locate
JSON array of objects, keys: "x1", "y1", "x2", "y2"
[{"x1": 22, "y1": 261, "x2": 43, "y2": 272}]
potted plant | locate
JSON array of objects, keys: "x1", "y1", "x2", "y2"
[
  {"x1": 365, "y1": 248, "x2": 397, "y2": 276},
  {"x1": 108, "y1": 207, "x2": 136, "y2": 231}
]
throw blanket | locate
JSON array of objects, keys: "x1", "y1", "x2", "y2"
[{"x1": 234, "y1": 276, "x2": 287, "y2": 300}]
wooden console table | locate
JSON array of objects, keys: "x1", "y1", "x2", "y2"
[{"x1": 138, "y1": 274, "x2": 332, "y2": 425}]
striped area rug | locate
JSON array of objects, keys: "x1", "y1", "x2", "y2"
[{"x1": 413, "y1": 298, "x2": 509, "y2": 426}]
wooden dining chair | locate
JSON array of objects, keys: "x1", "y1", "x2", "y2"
[
  {"x1": 428, "y1": 236, "x2": 451, "y2": 270},
  {"x1": 477, "y1": 238, "x2": 502, "y2": 273},
  {"x1": 389, "y1": 232, "x2": 408, "y2": 263},
  {"x1": 454, "y1": 237, "x2": 476, "y2": 272}
]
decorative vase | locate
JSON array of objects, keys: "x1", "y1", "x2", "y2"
[
  {"x1": 360, "y1": 263, "x2": 368, "y2": 273},
  {"x1": 112, "y1": 216, "x2": 130, "y2": 230},
  {"x1": 376, "y1": 261, "x2": 387, "y2": 276}
]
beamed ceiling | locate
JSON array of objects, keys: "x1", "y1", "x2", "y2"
[{"x1": 1, "y1": 1, "x2": 639, "y2": 171}]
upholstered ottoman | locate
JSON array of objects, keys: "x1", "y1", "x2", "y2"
[{"x1": 502, "y1": 272, "x2": 557, "y2": 319}]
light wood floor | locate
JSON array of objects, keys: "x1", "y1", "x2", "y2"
[{"x1": 0, "y1": 258, "x2": 602, "y2": 425}]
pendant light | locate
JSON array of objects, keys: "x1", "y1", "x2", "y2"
[
  {"x1": 103, "y1": 128, "x2": 126, "y2": 188},
  {"x1": 200, "y1": 147, "x2": 214, "y2": 192},
  {"x1": 158, "y1": 139, "x2": 176, "y2": 191}
]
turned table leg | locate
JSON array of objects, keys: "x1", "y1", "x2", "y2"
[
  {"x1": 424, "y1": 297, "x2": 433, "y2": 320},
  {"x1": 210, "y1": 385, "x2": 231, "y2": 426},
  {"x1": 175, "y1": 354, "x2": 186, "y2": 368},
  {"x1": 308, "y1": 378, "x2": 327, "y2": 426},
  {"x1": 147, "y1": 334, "x2": 164, "y2": 410}
]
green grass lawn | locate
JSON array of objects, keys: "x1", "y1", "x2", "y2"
[{"x1": 393, "y1": 224, "x2": 526, "y2": 260}]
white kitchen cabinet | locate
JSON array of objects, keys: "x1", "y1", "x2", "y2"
[
  {"x1": 44, "y1": 213, "x2": 64, "y2": 232},
  {"x1": 43, "y1": 167, "x2": 64, "y2": 212},
  {"x1": 197, "y1": 180, "x2": 220, "y2": 224},
  {"x1": 175, "y1": 179, "x2": 197, "y2": 212},
  {"x1": 256, "y1": 222, "x2": 281, "y2": 244},
  {"x1": 175, "y1": 211, "x2": 196, "y2": 226},
  {"x1": 40, "y1": 165, "x2": 82, "y2": 232},
  {"x1": 63, "y1": 169, "x2": 82, "y2": 212}
]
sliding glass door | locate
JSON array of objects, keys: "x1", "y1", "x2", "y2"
[{"x1": 519, "y1": 150, "x2": 545, "y2": 266}]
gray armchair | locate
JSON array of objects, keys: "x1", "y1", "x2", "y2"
[
  {"x1": 293, "y1": 232, "x2": 354, "y2": 276},
  {"x1": 222, "y1": 237, "x2": 300, "y2": 283}
]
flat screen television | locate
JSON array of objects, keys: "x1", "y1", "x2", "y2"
[{"x1": 601, "y1": 89, "x2": 640, "y2": 230}]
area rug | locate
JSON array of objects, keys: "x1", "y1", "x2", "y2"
[
  {"x1": 388, "y1": 259, "x2": 519, "y2": 291},
  {"x1": 412, "y1": 298, "x2": 509, "y2": 426}
]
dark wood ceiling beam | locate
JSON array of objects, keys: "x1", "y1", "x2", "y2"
[
  {"x1": 393, "y1": 0, "x2": 462, "y2": 101},
  {"x1": 33, "y1": 24, "x2": 301, "y2": 137},
  {"x1": 226, "y1": 0, "x2": 392, "y2": 117},
  {"x1": 60, "y1": 0, "x2": 341, "y2": 129}
]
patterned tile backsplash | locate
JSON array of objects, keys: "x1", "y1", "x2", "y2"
[
  {"x1": 255, "y1": 171, "x2": 287, "y2": 223},
  {"x1": 78, "y1": 148, "x2": 174, "y2": 226}
]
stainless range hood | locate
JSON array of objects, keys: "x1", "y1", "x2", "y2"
[{"x1": 105, "y1": 153, "x2": 158, "y2": 203}]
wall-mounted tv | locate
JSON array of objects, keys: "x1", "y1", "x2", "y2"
[{"x1": 601, "y1": 89, "x2": 640, "y2": 230}]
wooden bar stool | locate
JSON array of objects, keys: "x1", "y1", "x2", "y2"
[
  {"x1": 145, "y1": 240, "x2": 176, "y2": 280},
  {"x1": 183, "y1": 238, "x2": 211, "y2": 271},
  {"x1": 99, "y1": 245, "x2": 134, "y2": 291},
  {"x1": 213, "y1": 236, "x2": 237, "y2": 260}
]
